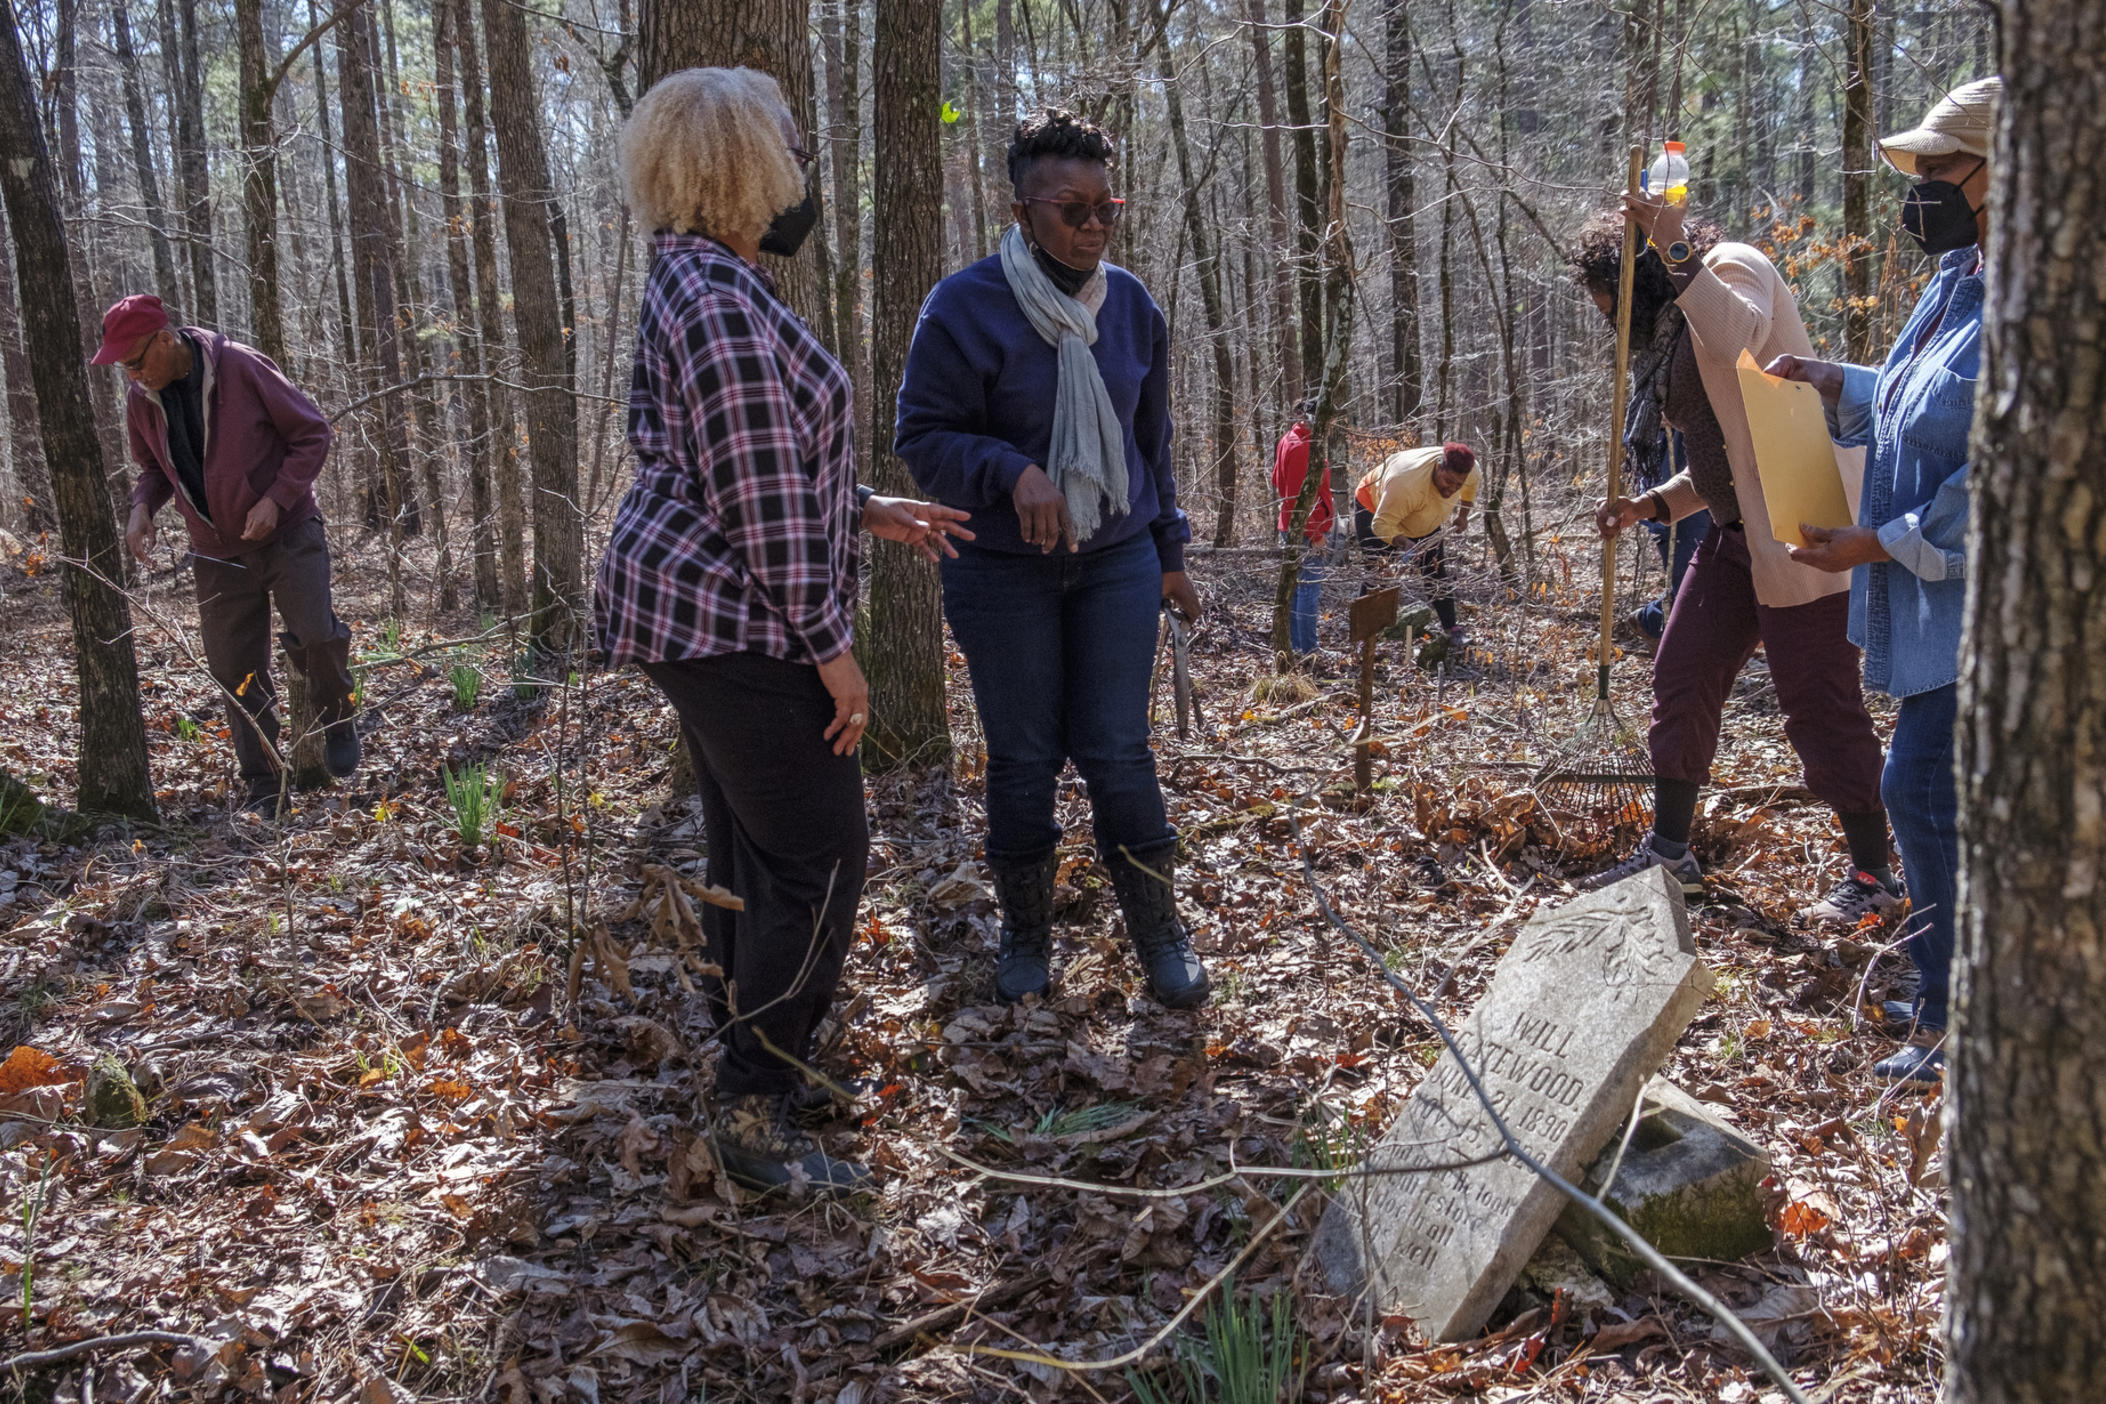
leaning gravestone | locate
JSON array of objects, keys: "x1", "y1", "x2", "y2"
[{"x1": 1311, "y1": 865, "x2": 1712, "y2": 1341}]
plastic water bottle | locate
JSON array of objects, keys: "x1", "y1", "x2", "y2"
[{"x1": 1645, "y1": 141, "x2": 1690, "y2": 206}]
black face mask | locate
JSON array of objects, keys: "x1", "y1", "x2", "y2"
[
  {"x1": 1901, "y1": 161, "x2": 1985, "y2": 257},
  {"x1": 759, "y1": 188, "x2": 821, "y2": 258},
  {"x1": 1031, "y1": 242, "x2": 1095, "y2": 298}
]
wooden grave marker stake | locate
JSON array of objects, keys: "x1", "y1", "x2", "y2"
[{"x1": 1348, "y1": 587, "x2": 1400, "y2": 794}]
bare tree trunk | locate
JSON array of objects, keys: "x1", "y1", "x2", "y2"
[
  {"x1": 1282, "y1": 0, "x2": 1325, "y2": 395},
  {"x1": 1157, "y1": 18, "x2": 1237, "y2": 547},
  {"x1": 52, "y1": 0, "x2": 125, "y2": 480},
  {"x1": 0, "y1": 0, "x2": 156, "y2": 820},
  {"x1": 372, "y1": 0, "x2": 430, "y2": 543},
  {"x1": 483, "y1": 0, "x2": 584, "y2": 658},
  {"x1": 821, "y1": 0, "x2": 871, "y2": 479},
  {"x1": 959, "y1": 0, "x2": 991, "y2": 262},
  {"x1": 435, "y1": 0, "x2": 501, "y2": 610},
  {"x1": 1383, "y1": 0, "x2": 1422, "y2": 427},
  {"x1": 637, "y1": 0, "x2": 827, "y2": 330},
  {"x1": 1840, "y1": 0, "x2": 1875, "y2": 363},
  {"x1": 861, "y1": 0, "x2": 948, "y2": 767},
  {"x1": 1245, "y1": 0, "x2": 1302, "y2": 413},
  {"x1": 110, "y1": 0, "x2": 181, "y2": 304},
  {"x1": 235, "y1": 0, "x2": 286, "y2": 365},
  {"x1": 309, "y1": 0, "x2": 360, "y2": 455},
  {"x1": 454, "y1": 0, "x2": 527, "y2": 616},
  {"x1": 172, "y1": 0, "x2": 216, "y2": 321},
  {"x1": 338, "y1": 0, "x2": 412, "y2": 617},
  {"x1": 0, "y1": 198, "x2": 50, "y2": 533},
  {"x1": 1951, "y1": 3, "x2": 2106, "y2": 1395},
  {"x1": 1272, "y1": 0, "x2": 1355, "y2": 664}
]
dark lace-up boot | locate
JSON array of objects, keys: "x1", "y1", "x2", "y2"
[{"x1": 1107, "y1": 844, "x2": 1210, "y2": 1009}]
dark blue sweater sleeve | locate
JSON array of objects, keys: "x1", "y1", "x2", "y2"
[
  {"x1": 894, "y1": 287, "x2": 1036, "y2": 509},
  {"x1": 1135, "y1": 298, "x2": 1189, "y2": 572}
]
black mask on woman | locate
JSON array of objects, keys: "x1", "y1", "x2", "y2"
[
  {"x1": 760, "y1": 190, "x2": 822, "y2": 257},
  {"x1": 1901, "y1": 160, "x2": 1985, "y2": 257},
  {"x1": 1031, "y1": 243, "x2": 1095, "y2": 298}
]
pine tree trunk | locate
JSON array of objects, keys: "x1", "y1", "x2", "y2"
[
  {"x1": 337, "y1": 0, "x2": 412, "y2": 617},
  {"x1": 0, "y1": 199, "x2": 51, "y2": 533},
  {"x1": 482, "y1": 0, "x2": 584, "y2": 659},
  {"x1": 637, "y1": 0, "x2": 827, "y2": 331},
  {"x1": 1384, "y1": 0, "x2": 1423, "y2": 428},
  {"x1": 861, "y1": 0, "x2": 948, "y2": 767},
  {"x1": 0, "y1": 0, "x2": 156, "y2": 821},
  {"x1": 1950, "y1": 3, "x2": 2106, "y2": 1394},
  {"x1": 435, "y1": 0, "x2": 501, "y2": 610},
  {"x1": 110, "y1": 0, "x2": 181, "y2": 305},
  {"x1": 453, "y1": 0, "x2": 527, "y2": 617}
]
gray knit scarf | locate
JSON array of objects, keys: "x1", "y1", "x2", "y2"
[
  {"x1": 999, "y1": 223, "x2": 1128, "y2": 542},
  {"x1": 1623, "y1": 302, "x2": 1687, "y2": 491}
]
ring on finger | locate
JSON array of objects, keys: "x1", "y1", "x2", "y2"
[{"x1": 849, "y1": 712, "x2": 866, "y2": 726}]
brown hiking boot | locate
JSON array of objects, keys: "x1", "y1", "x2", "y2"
[{"x1": 709, "y1": 1092, "x2": 869, "y2": 1195}]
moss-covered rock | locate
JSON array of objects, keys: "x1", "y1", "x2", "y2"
[
  {"x1": 1555, "y1": 1077, "x2": 1774, "y2": 1287},
  {"x1": 84, "y1": 1055, "x2": 147, "y2": 1129}
]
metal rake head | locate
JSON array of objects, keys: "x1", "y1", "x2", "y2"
[{"x1": 1531, "y1": 697, "x2": 1656, "y2": 857}]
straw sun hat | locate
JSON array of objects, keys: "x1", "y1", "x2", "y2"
[{"x1": 1877, "y1": 75, "x2": 2002, "y2": 176}]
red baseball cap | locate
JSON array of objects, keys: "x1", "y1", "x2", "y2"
[{"x1": 91, "y1": 294, "x2": 171, "y2": 365}]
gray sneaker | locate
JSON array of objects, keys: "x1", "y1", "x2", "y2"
[
  {"x1": 1809, "y1": 870, "x2": 1905, "y2": 926},
  {"x1": 1578, "y1": 834, "x2": 1703, "y2": 897}
]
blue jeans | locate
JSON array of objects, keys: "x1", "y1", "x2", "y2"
[
  {"x1": 941, "y1": 532, "x2": 1174, "y2": 862},
  {"x1": 1290, "y1": 555, "x2": 1324, "y2": 654},
  {"x1": 1637, "y1": 508, "x2": 1711, "y2": 639},
  {"x1": 1883, "y1": 683, "x2": 1958, "y2": 1029}
]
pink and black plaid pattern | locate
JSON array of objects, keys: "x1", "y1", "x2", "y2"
[{"x1": 596, "y1": 233, "x2": 859, "y2": 668}]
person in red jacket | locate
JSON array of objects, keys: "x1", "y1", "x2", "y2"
[
  {"x1": 1271, "y1": 410, "x2": 1334, "y2": 655},
  {"x1": 97, "y1": 294, "x2": 360, "y2": 813}
]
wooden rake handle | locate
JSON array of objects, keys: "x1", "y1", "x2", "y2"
[{"x1": 1595, "y1": 144, "x2": 1645, "y2": 697}]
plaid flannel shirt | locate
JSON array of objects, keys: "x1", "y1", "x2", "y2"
[{"x1": 596, "y1": 233, "x2": 858, "y2": 668}]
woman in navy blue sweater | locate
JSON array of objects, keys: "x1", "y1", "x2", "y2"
[{"x1": 896, "y1": 109, "x2": 1208, "y2": 1010}]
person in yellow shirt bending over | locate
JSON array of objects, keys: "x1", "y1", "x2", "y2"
[{"x1": 1352, "y1": 441, "x2": 1477, "y2": 645}]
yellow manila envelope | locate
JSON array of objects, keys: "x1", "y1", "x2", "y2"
[{"x1": 1736, "y1": 349, "x2": 1854, "y2": 548}]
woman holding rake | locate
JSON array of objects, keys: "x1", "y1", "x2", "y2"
[{"x1": 1571, "y1": 199, "x2": 1898, "y2": 928}]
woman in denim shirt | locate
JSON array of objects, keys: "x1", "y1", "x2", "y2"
[{"x1": 1770, "y1": 76, "x2": 2000, "y2": 1085}]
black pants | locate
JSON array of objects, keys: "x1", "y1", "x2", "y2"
[
  {"x1": 1352, "y1": 505, "x2": 1457, "y2": 632},
  {"x1": 641, "y1": 654, "x2": 869, "y2": 1097}
]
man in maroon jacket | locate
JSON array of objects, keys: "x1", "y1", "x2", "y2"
[{"x1": 96, "y1": 294, "x2": 360, "y2": 810}]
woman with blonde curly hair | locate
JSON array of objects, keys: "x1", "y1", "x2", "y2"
[{"x1": 597, "y1": 67, "x2": 969, "y2": 1193}]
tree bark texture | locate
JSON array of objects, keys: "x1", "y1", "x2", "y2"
[
  {"x1": 1950, "y1": 3, "x2": 2106, "y2": 1397},
  {"x1": 0, "y1": 197, "x2": 51, "y2": 533},
  {"x1": 1840, "y1": 0, "x2": 1875, "y2": 364},
  {"x1": 861, "y1": 0, "x2": 948, "y2": 767},
  {"x1": 1245, "y1": 0, "x2": 1301, "y2": 414},
  {"x1": 452, "y1": 0, "x2": 527, "y2": 616},
  {"x1": 637, "y1": 0, "x2": 827, "y2": 331},
  {"x1": 236, "y1": 0, "x2": 287, "y2": 365},
  {"x1": 0, "y1": 0, "x2": 157, "y2": 820},
  {"x1": 336, "y1": 1, "x2": 413, "y2": 616},
  {"x1": 483, "y1": 0, "x2": 585, "y2": 657}
]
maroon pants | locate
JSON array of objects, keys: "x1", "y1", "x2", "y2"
[{"x1": 1649, "y1": 524, "x2": 1883, "y2": 812}]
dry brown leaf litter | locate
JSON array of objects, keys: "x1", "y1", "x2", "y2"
[{"x1": 0, "y1": 530, "x2": 1943, "y2": 1402}]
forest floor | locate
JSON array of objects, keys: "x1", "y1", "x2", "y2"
[{"x1": 0, "y1": 520, "x2": 1946, "y2": 1403}]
